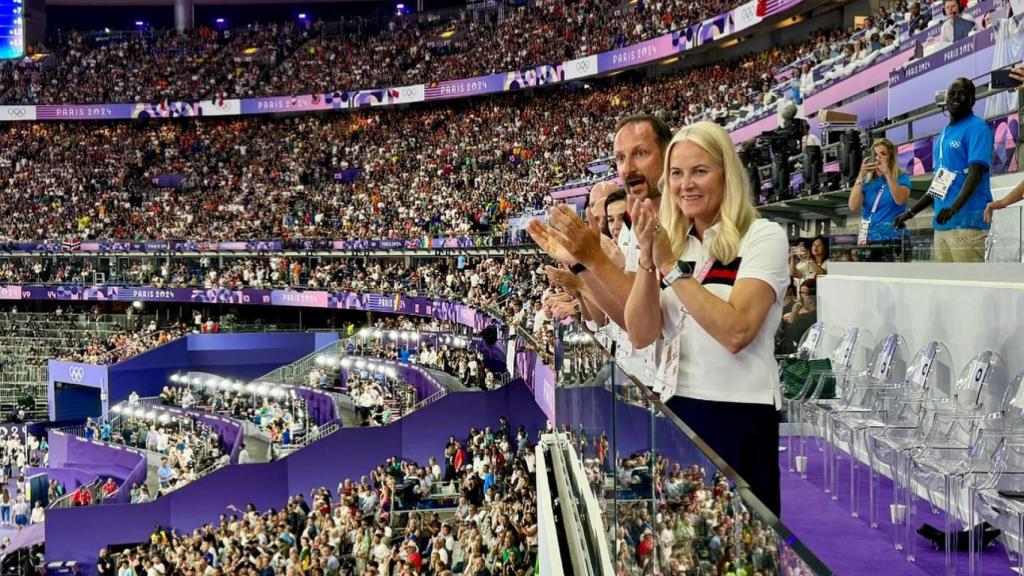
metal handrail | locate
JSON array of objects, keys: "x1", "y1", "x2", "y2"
[
  {"x1": 411, "y1": 388, "x2": 447, "y2": 412},
  {"x1": 269, "y1": 420, "x2": 341, "y2": 458}
]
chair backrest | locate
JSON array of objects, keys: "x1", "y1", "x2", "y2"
[
  {"x1": 930, "y1": 352, "x2": 1006, "y2": 449},
  {"x1": 795, "y1": 322, "x2": 826, "y2": 360},
  {"x1": 902, "y1": 341, "x2": 950, "y2": 398},
  {"x1": 999, "y1": 370, "x2": 1024, "y2": 431},
  {"x1": 952, "y1": 351, "x2": 1006, "y2": 415},
  {"x1": 830, "y1": 327, "x2": 861, "y2": 374},
  {"x1": 867, "y1": 333, "x2": 907, "y2": 384},
  {"x1": 984, "y1": 435, "x2": 1024, "y2": 492}
]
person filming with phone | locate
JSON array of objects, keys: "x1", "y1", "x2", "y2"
[
  {"x1": 893, "y1": 78, "x2": 992, "y2": 262},
  {"x1": 848, "y1": 138, "x2": 911, "y2": 260}
]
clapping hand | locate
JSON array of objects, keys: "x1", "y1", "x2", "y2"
[
  {"x1": 543, "y1": 291, "x2": 577, "y2": 321},
  {"x1": 587, "y1": 206, "x2": 626, "y2": 268},
  {"x1": 527, "y1": 219, "x2": 577, "y2": 266},
  {"x1": 633, "y1": 199, "x2": 673, "y2": 272},
  {"x1": 546, "y1": 204, "x2": 604, "y2": 265},
  {"x1": 543, "y1": 265, "x2": 582, "y2": 294}
]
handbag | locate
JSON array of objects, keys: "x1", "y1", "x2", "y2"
[{"x1": 781, "y1": 358, "x2": 836, "y2": 400}]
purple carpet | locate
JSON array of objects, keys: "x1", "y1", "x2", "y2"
[{"x1": 780, "y1": 441, "x2": 1015, "y2": 575}]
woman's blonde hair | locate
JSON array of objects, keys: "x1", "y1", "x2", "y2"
[
  {"x1": 659, "y1": 121, "x2": 759, "y2": 265},
  {"x1": 864, "y1": 138, "x2": 903, "y2": 184}
]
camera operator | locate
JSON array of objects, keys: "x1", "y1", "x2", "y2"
[{"x1": 801, "y1": 123, "x2": 823, "y2": 196}]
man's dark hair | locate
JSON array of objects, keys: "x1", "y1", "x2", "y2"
[{"x1": 614, "y1": 114, "x2": 673, "y2": 151}]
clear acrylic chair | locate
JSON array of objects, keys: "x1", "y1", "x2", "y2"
[
  {"x1": 865, "y1": 341, "x2": 956, "y2": 553},
  {"x1": 851, "y1": 340, "x2": 946, "y2": 528},
  {"x1": 969, "y1": 370, "x2": 1024, "y2": 576},
  {"x1": 779, "y1": 321, "x2": 830, "y2": 473},
  {"x1": 826, "y1": 333, "x2": 909, "y2": 516},
  {"x1": 902, "y1": 351, "x2": 1007, "y2": 569},
  {"x1": 798, "y1": 327, "x2": 874, "y2": 492}
]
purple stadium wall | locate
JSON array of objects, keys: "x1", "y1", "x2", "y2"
[{"x1": 44, "y1": 380, "x2": 547, "y2": 573}]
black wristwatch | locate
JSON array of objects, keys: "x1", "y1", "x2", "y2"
[{"x1": 661, "y1": 261, "x2": 696, "y2": 289}]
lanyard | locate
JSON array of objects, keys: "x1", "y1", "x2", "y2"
[
  {"x1": 696, "y1": 258, "x2": 716, "y2": 283},
  {"x1": 938, "y1": 127, "x2": 947, "y2": 168},
  {"x1": 868, "y1": 178, "x2": 885, "y2": 217}
]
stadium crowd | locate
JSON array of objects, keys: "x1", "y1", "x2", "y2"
[
  {"x1": 103, "y1": 418, "x2": 538, "y2": 576},
  {"x1": 560, "y1": 424, "x2": 784, "y2": 576},
  {"x1": 161, "y1": 382, "x2": 307, "y2": 447},
  {"x1": 0, "y1": 1, "x2": 973, "y2": 573},
  {"x1": 61, "y1": 321, "x2": 191, "y2": 365},
  {"x1": 86, "y1": 411, "x2": 227, "y2": 494},
  {"x1": 3, "y1": 0, "x2": 759, "y2": 104},
  {"x1": 346, "y1": 373, "x2": 416, "y2": 427},
  {"x1": 0, "y1": 5, "x2": 924, "y2": 245}
]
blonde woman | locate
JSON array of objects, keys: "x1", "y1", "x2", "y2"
[
  {"x1": 848, "y1": 137, "x2": 911, "y2": 257},
  {"x1": 625, "y1": 121, "x2": 789, "y2": 515}
]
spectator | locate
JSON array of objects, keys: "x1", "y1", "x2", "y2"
[
  {"x1": 940, "y1": 0, "x2": 976, "y2": 43},
  {"x1": 71, "y1": 486, "x2": 93, "y2": 507},
  {"x1": 101, "y1": 478, "x2": 118, "y2": 498},
  {"x1": 603, "y1": 189, "x2": 629, "y2": 243},
  {"x1": 623, "y1": 121, "x2": 789, "y2": 515},
  {"x1": 156, "y1": 457, "x2": 175, "y2": 491},
  {"x1": 11, "y1": 494, "x2": 29, "y2": 527},
  {"x1": 29, "y1": 501, "x2": 44, "y2": 524},
  {"x1": 0, "y1": 487, "x2": 10, "y2": 526}
]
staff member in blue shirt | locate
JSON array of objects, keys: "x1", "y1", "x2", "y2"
[
  {"x1": 894, "y1": 78, "x2": 993, "y2": 262},
  {"x1": 849, "y1": 138, "x2": 911, "y2": 260}
]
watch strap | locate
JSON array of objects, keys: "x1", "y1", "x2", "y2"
[{"x1": 660, "y1": 261, "x2": 696, "y2": 289}]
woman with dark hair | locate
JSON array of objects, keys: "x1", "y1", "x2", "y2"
[
  {"x1": 789, "y1": 236, "x2": 827, "y2": 288},
  {"x1": 602, "y1": 189, "x2": 629, "y2": 242}
]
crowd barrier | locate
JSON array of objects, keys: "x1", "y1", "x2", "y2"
[{"x1": 1, "y1": 285, "x2": 496, "y2": 331}]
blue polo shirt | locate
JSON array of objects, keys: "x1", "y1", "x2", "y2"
[
  {"x1": 861, "y1": 172, "x2": 911, "y2": 241},
  {"x1": 932, "y1": 114, "x2": 993, "y2": 231}
]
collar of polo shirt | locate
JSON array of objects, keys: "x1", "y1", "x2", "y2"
[{"x1": 686, "y1": 221, "x2": 723, "y2": 241}]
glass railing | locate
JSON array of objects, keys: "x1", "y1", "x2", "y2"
[
  {"x1": 548, "y1": 322, "x2": 831, "y2": 575},
  {"x1": 827, "y1": 206, "x2": 1022, "y2": 263}
]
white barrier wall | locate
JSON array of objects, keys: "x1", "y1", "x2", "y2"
[{"x1": 819, "y1": 262, "x2": 1024, "y2": 381}]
